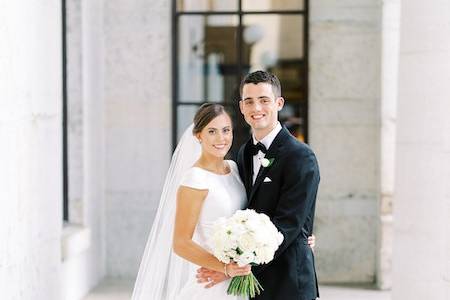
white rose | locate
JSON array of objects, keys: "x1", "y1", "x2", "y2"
[
  {"x1": 236, "y1": 251, "x2": 256, "y2": 266},
  {"x1": 232, "y1": 209, "x2": 250, "y2": 223},
  {"x1": 238, "y1": 232, "x2": 256, "y2": 252},
  {"x1": 254, "y1": 246, "x2": 274, "y2": 264}
]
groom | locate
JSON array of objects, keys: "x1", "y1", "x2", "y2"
[{"x1": 199, "y1": 71, "x2": 320, "y2": 300}]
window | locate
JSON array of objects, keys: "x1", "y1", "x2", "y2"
[{"x1": 172, "y1": 0, "x2": 309, "y2": 156}]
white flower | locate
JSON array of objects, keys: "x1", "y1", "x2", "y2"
[
  {"x1": 236, "y1": 250, "x2": 256, "y2": 266},
  {"x1": 260, "y1": 157, "x2": 274, "y2": 168},
  {"x1": 231, "y1": 209, "x2": 250, "y2": 224},
  {"x1": 260, "y1": 158, "x2": 270, "y2": 167},
  {"x1": 254, "y1": 246, "x2": 275, "y2": 264},
  {"x1": 210, "y1": 209, "x2": 283, "y2": 267},
  {"x1": 238, "y1": 232, "x2": 256, "y2": 252}
]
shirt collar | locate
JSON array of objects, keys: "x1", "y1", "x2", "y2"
[{"x1": 252, "y1": 122, "x2": 282, "y2": 150}]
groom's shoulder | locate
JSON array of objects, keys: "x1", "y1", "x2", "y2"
[
  {"x1": 284, "y1": 134, "x2": 315, "y2": 156},
  {"x1": 281, "y1": 137, "x2": 319, "y2": 170},
  {"x1": 282, "y1": 140, "x2": 319, "y2": 175}
]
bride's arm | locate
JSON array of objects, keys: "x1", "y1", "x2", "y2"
[{"x1": 173, "y1": 186, "x2": 250, "y2": 277}]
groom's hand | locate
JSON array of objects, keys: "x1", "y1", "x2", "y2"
[
  {"x1": 308, "y1": 234, "x2": 316, "y2": 250},
  {"x1": 196, "y1": 267, "x2": 228, "y2": 288}
]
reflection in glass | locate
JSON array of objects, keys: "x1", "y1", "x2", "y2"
[
  {"x1": 243, "y1": 15, "x2": 304, "y2": 70},
  {"x1": 178, "y1": 15, "x2": 239, "y2": 103},
  {"x1": 177, "y1": 0, "x2": 238, "y2": 12},
  {"x1": 243, "y1": 0, "x2": 304, "y2": 11},
  {"x1": 175, "y1": 3, "x2": 308, "y2": 144},
  {"x1": 243, "y1": 15, "x2": 306, "y2": 141}
]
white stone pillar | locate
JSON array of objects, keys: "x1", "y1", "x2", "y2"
[
  {"x1": 60, "y1": 1, "x2": 107, "y2": 299},
  {"x1": 393, "y1": 0, "x2": 450, "y2": 298},
  {"x1": 377, "y1": 0, "x2": 401, "y2": 289},
  {"x1": 0, "y1": 2, "x2": 63, "y2": 299},
  {"x1": 103, "y1": 0, "x2": 172, "y2": 278},
  {"x1": 310, "y1": 0, "x2": 382, "y2": 283}
]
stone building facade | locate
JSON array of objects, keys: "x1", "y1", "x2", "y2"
[{"x1": 1, "y1": 0, "x2": 449, "y2": 299}]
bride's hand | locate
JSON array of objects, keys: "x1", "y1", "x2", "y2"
[
  {"x1": 196, "y1": 267, "x2": 228, "y2": 288},
  {"x1": 225, "y1": 262, "x2": 251, "y2": 277}
]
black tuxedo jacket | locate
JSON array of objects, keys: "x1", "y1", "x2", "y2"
[{"x1": 237, "y1": 127, "x2": 320, "y2": 300}]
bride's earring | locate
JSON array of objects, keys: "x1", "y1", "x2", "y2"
[{"x1": 198, "y1": 139, "x2": 202, "y2": 144}]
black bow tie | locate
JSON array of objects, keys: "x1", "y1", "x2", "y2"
[{"x1": 249, "y1": 142, "x2": 267, "y2": 156}]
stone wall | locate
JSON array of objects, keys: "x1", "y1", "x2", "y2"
[
  {"x1": 309, "y1": 0, "x2": 382, "y2": 283},
  {"x1": 103, "y1": 0, "x2": 172, "y2": 278}
]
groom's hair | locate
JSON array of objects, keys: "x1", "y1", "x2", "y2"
[{"x1": 239, "y1": 70, "x2": 282, "y2": 98}]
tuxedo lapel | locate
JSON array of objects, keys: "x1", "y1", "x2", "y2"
[
  {"x1": 248, "y1": 127, "x2": 290, "y2": 205},
  {"x1": 242, "y1": 140, "x2": 254, "y2": 199}
]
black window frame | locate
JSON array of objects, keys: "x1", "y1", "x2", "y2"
[{"x1": 172, "y1": 0, "x2": 310, "y2": 151}]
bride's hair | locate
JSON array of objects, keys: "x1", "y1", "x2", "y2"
[{"x1": 192, "y1": 103, "x2": 231, "y2": 134}]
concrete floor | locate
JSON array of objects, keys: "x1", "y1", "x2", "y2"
[{"x1": 83, "y1": 279, "x2": 391, "y2": 300}]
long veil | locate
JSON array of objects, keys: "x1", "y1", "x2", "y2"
[{"x1": 132, "y1": 124, "x2": 201, "y2": 299}]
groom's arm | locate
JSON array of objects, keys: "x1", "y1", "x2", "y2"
[{"x1": 253, "y1": 149, "x2": 320, "y2": 275}]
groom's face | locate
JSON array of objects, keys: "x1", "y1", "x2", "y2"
[{"x1": 239, "y1": 82, "x2": 284, "y2": 137}]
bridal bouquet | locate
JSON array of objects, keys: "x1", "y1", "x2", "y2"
[{"x1": 210, "y1": 209, "x2": 284, "y2": 297}]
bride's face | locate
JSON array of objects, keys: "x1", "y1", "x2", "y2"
[{"x1": 197, "y1": 113, "x2": 233, "y2": 158}]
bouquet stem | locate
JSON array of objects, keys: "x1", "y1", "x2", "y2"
[{"x1": 227, "y1": 271, "x2": 263, "y2": 298}]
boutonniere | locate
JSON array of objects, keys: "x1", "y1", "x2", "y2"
[{"x1": 260, "y1": 157, "x2": 275, "y2": 168}]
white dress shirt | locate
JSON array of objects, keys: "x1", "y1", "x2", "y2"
[{"x1": 252, "y1": 122, "x2": 282, "y2": 184}]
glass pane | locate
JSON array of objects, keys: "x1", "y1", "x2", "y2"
[
  {"x1": 177, "y1": 0, "x2": 238, "y2": 12},
  {"x1": 242, "y1": 15, "x2": 304, "y2": 71},
  {"x1": 242, "y1": 15, "x2": 307, "y2": 141},
  {"x1": 177, "y1": 105, "x2": 201, "y2": 141},
  {"x1": 243, "y1": 0, "x2": 304, "y2": 11},
  {"x1": 178, "y1": 15, "x2": 240, "y2": 103}
]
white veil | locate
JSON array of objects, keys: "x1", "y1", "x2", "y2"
[{"x1": 132, "y1": 124, "x2": 201, "y2": 299}]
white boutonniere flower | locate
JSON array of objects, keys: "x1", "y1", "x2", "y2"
[{"x1": 260, "y1": 157, "x2": 274, "y2": 168}]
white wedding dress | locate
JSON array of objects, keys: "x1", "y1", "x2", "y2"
[
  {"x1": 131, "y1": 124, "x2": 248, "y2": 300},
  {"x1": 175, "y1": 160, "x2": 247, "y2": 300}
]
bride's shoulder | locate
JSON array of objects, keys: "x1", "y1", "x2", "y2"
[
  {"x1": 180, "y1": 167, "x2": 208, "y2": 190},
  {"x1": 182, "y1": 166, "x2": 206, "y2": 180},
  {"x1": 226, "y1": 160, "x2": 239, "y2": 173}
]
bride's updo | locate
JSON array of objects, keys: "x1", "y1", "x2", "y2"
[{"x1": 192, "y1": 103, "x2": 230, "y2": 134}]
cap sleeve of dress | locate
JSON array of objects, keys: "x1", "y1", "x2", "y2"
[
  {"x1": 179, "y1": 168, "x2": 208, "y2": 190},
  {"x1": 227, "y1": 160, "x2": 239, "y2": 174}
]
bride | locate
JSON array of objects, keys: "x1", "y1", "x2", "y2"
[{"x1": 132, "y1": 103, "x2": 251, "y2": 300}]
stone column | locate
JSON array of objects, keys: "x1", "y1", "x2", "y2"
[
  {"x1": 60, "y1": 1, "x2": 107, "y2": 299},
  {"x1": 393, "y1": 0, "x2": 450, "y2": 298},
  {"x1": 103, "y1": 0, "x2": 172, "y2": 278},
  {"x1": 377, "y1": 0, "x2": 401, "y2": 289},
  {"x1": 0, "y1": 2, "x2": 63, "y2": 299},
  {"x1": 310, "y1": 0, "x2": 382, "y2": 283}
]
